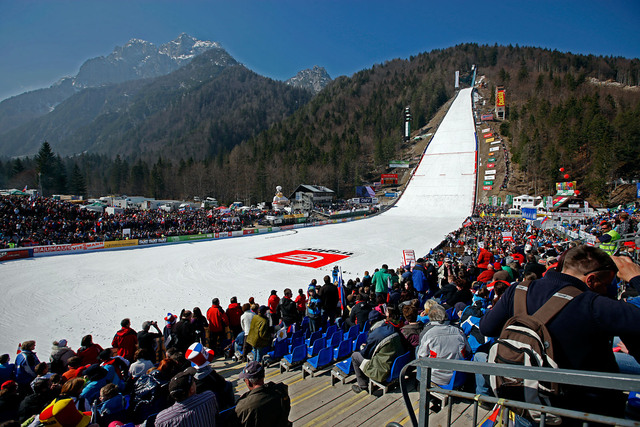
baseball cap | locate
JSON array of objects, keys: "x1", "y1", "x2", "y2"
[
  {"x1": 238, "y1": 361, "x2": 264, "y2": 380},
  {"x1": 169, "y1": 367, "x2": 196, "y2": 398}
]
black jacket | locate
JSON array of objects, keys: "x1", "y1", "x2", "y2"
[
  {"x1": 480, "y1": 270, "x2": 640, "y2": 373},
  {"x1": 278, "y1": 297, "x2": 298, "y2": 326}
]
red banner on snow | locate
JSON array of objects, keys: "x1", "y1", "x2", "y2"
[{"x1": 257, "y1": 250, "x2": 350, "y2": 268}]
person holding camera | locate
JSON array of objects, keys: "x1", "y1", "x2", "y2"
[{"x1": 138, "y1": 320, "x2": 163, "y2": 363}]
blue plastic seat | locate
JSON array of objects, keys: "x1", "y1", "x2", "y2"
[
  {"x1": 305, "y1": 331, "x2": 322, "y2": 348},
  {"x1": 361, "y1": 319, "x2": 370, "y2": 332},
  {"x1": 330, "y1": 356, "x2": 354, "y2": 386},
  {"x1": 307, "y1": 347, "x2": 333, "y2": 370},
  {"x1": 343, "y1": 324, "x2": 358, "y2": 342},
  {"x1": 326, "y1": 331, "x2": 342, "y2": 349},
  {"x1": 300, "y1": 316, "x2": 310, "y2": 334},
  {"x1": 307, "y1": 337, "x2": 326, "y2": 358},
  {"x1": 333, "y1": 338, "x2": 352, "y2": 361},
  {"x1": 287, "y1": 330, "x2": 303, "y2": 345},
  {"x1": 288, "y1": 335, "x2": 304, "y2": 353},
  {"x1": 352, "y1": 331, "x2": 367, "y2": 352},
  {"x1": 265, "y1": 339, "x2": 289, "y2": 365},
  {"x1": 322, "y1": 324, "x2": 338, "y2": 340},
  {"x1": 283, "y1": 343, "x2": 307, "y2": 364},
  {"x1": 336, "y1": 356, "x2": 353, "y2": 375},
  {"x1": 437, "y1": 370, "x2": 466, "y2": 390},
  {"x1": 368, "y1": 351, "x2": 412, "y2": 395}
]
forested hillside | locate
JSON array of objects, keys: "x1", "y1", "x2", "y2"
[{"x1": 1, "y1": 44, "x2": 638, "y2": 205}]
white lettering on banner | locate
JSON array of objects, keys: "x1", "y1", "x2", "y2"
[
  {"x1": 491, "y1": 141, "x2": 500, "y2": 145},
  {"x1": 279, "y1": 254, "x2": 325, "y2": 264},
  {"x1": 301, "y1": 248, "x2": 355, "y2": 256},
  {"x1": 489, "y1": 147, "x2": 500, "y2": 152}
]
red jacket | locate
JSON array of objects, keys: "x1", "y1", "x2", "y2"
[
  {"x1": 295, "y1": 294, "x2": 307, "y2": 312},
  {"x1": 476, "y1": 269, "x2": 495, "y2": 284},
  {"x1": 477, "y1": 248, "x2": 493, "y2": 270},
  {"x1": 226, "y1": 303, "x2": 243, "y2": 328},
  {"x1": 76, "y1": 343, "x2": 103, "y2": 365},
  {"x1": 206, "y1": 304, "x2": 229, "y2": 333},
  {"x1": 111, "y1": 327, "x2": 137, "y2": 362},
  {"x1": 268, "y1": 295, "x2": 280, "y2": 315}
]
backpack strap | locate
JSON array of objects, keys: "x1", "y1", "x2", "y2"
[
  {"x1": 513, "y1": 280, "x2": 532, "y2": 315},
  {"x1": 532, "y1": 286, "x2": 583, "y2": 324}
]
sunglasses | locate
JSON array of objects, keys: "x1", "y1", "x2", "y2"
[{"x1": 583, "y1": 262, "x2": 618, "y2": 276}]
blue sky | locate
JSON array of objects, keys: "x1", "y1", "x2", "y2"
[{"x1": 0, "y1": 0, "x2": 639, "y2": 101}]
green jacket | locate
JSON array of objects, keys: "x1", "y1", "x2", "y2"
[
  {"x1": 246, "y1": 314, "x2": 271, "y2": 349},
  {"x1": 360, "y1": 332, "x2": 406, "y2": 383},
  {"x1": 599, "y1": 229, "x2": 621, "y2": 255},
  {"x1": 231, "y1": 381, "x2": 291, "y2": 427},
  {"x1": 372, "y1": 268, "x2": 391, "y2": 294}
]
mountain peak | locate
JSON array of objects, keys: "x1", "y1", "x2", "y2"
[{"x1": 286, "y1": 66, "x2": 332, "y2": 94}]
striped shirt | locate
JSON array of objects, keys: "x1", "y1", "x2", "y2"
[{"x1": 155, "y1": 390, "x2": 217, "y2": 427}]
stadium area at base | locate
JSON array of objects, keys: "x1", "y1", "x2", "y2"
[{"x1": 0, "y1": 88, "x2": 477, "y2": 359}]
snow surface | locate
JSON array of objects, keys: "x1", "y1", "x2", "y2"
[{"x1": 1, "y1": 88, "x2": 477, "y2": 359}]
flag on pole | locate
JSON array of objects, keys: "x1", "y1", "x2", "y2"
[{"x1": 22, "y1": 185, "x2": 28, "y2": 192}]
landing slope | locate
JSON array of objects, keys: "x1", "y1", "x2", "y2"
[{"x1": 0, "y1": 88, "x2": 477, "y2": 357}]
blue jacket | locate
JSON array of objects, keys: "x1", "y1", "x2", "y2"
[
  {"x1": 15, "y1": 350, "x2": 40, "y2": 385},
  {"x1": 412, "y1": 264, "x2": 428, "y2": 293},
  {"x1": 0, "y1": 362, "x2": 15, "y2": 384},
  {"x1": 80, "y1": 377, "x2": 108, "y2": 404},
  {"x1": 479, "y1": 270, "x2": 640, "y2": 373},
  {"x1": 362, "y1": 322, "x2": 397, "y2": 359}
]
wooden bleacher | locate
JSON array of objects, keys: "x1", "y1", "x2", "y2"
[{"x1": 211, "y1": 354, "x2": 490, "y2": 426}]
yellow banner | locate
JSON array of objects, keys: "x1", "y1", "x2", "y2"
[
  {"x1": 104, "y1": 239, "x2": 139, "y2": 249},
  {"x1": 496, "y1": 90, "x2": 506, "y2": 107},
  {"x1": 485, "y1": 137, "x2": 495, "y2": 143}
]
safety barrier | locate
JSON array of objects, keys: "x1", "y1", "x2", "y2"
[
  {"x1": 0, "y1": 214, "x2": 373, "y2": 262},
  {"x1": 397, "y1": 358, "x2": 640, "y2": 427}
]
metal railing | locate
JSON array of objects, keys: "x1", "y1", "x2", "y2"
[{"x1": 397, "y1": 358, "x2": 640, "y2": 427}]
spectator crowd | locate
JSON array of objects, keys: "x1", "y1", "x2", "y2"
[{"x1": 1, "y1": 201, "x2": 640, "y2": 426}]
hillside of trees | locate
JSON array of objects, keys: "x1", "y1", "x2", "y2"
[{"x1": 0, "y1": 44, "x2": 638, "y2": 205}]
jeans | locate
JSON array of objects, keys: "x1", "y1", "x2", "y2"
[{"x1": 473, "y1": 352, "x2": 493, "y2": 396}]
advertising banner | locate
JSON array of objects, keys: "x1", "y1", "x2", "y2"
[
  {"x1": 485, "y1": 169, "x2": 496, "y2": 175},
  {"x1": 104, "y1": 239, "x2": 138, "y2": 249},
  {"x1": 522, "y1": 207, "x2": 538, "y2": 221},
  {"x1": 380, "y1": 174, "x2": 398, "y2": 184},
  {"x1": 485, "y1": 137, "x2": 495, "y2": 143},
  {"x1": 481, "y1": 114, "x2": 494, "y2": 121},
  {"x1": 455, "y1": 70, "x2": 460, "y2": 88},
  {"x1": 33, "y1": 242, "x2": 105, "y2": 254},
  {"x1": 489, "y1": 146, "x2": 500, "y2": 152},
  {"x1": 487, "y1": 163, "x2": 496, "y2": 168},
  {"x1": 636, "y1": 183, "x2": 640, "y2": 198},
  {"x1": 138, "y1": 238, "x2": 167, "y2": 245},
  {"x1": 483, "y1": 133, "x2": 493, "y2": 138},
  {"x1": 483, "y1": 180, "x2": 494, "y2": 185},
  {"x1": 0, "y1": 249, "x2": 31, "y2": 261},
  {"x1": 487, "y1": 157, "x2": 496, "y2": 162},
  {"x1": 496, "y1": 89, "x2": 506, "y2": 107},
  {"x1": 389, "y1": 161, "x2": 410, "y2": 168},
  {"x1": 483, "y1": 185, "x2": 493, "y2": 191},
  {"x1": 506, "y1": 194, "x2": 513, "y2": 205},
  {"x1": 257, "y1": 249, "x2": 350, "y2": 268},
  {"x1": 243, "y1": 229, "x2": 258, "y2": 235},
  {"x1": 492, "y1": 196, "x2": 498, "y2": 206},
  {"x1": 403, "y1": 250, "x2": 416, "y2": 267},
  {"x1": 482, "y1": 128, "x2": 491, "y2": 133}
]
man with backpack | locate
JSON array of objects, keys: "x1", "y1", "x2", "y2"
[{"x1": 480, "y1": 245, "x2": 640, "y2": 418}]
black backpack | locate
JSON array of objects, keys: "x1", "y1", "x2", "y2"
[{"x1": 488, "y1": 281, "x2": 581, "y2": 405}]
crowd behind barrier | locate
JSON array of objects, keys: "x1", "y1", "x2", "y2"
[
  {"x1": 3, "y1": 202, "x2": 640, "y2": 426},
  {"x1": 0, "y1": 195, "x2": 381, "y2": 250}
]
